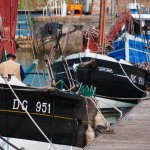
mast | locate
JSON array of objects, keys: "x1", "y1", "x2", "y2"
[{"x1": 99, "y1": 0, "x2": 106, "y2": 53}]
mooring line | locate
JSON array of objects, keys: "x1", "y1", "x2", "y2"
[
  {"x1": 3, "y1": 78, "x2": 56, "y2": 150},
  {"x1": 119, "y1": 61, "x2": 146, "y2": 93}
]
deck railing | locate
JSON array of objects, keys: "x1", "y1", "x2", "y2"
[{"x1": 43, "y1": 0, "x2": 66, "y2": 16}]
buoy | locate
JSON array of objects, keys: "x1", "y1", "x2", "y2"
[
  {"x1": 85, "y1": 124, "x2": 95, "y2": 145},
  {"x1": 95, "y1": 112, "x2": 107, "y2": 135},
  {"x1": 95, "y1": 112, "x2": 106, "y2": 128}
]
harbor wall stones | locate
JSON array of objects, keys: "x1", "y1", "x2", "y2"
[{"x1": 32, "y1": 15, "x2": 115, "y2": 53}]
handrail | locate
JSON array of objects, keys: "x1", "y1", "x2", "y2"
[{"x1": 43, "y1": 0, "x2": 65, "y2": 16}]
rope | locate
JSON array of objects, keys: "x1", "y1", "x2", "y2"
[
  {"x1": 0, "y1": 135, "x2": 20, "y2": 150},
  {"x1": 81, "y1": 96, "x2": 109, "y2": 127},
  {"x1": 84, "y1": 97, "x2": 90, "y2": 123},
  {"x1": 30, "y1": 72, "x2": 36, "y2": 86},
  {"x1": 35, "y1": 64, "x2": 43, "y2": 87},
  {"x1": 62, "y1": 56, "x2": 75, "y2": 91},
  {"x1": 119, "y1": 61, "x2": 146, "y2": 93},
  {"x1": 82, "y1": 26, "x2": 100, "y2": 53},
  {"x1": 3, "y1": 78, "x2": 57, "y2": 150},
  {"x1": 0, "y1": 137, "x2": 11, "y2": 149},
  {"x1": 94, "y1": 97, "x2": 123, "y2": 117}
]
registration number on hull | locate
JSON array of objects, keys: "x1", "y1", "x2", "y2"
[{"x1": 13, "y1": 99, "x2": 51, "y2": 114}]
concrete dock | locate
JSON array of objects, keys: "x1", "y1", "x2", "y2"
[{"x1": 84, "y1": 99, "x2": 150, "y2": 150}]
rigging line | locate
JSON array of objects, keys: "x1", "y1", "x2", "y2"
[
  {"x1": 35, "y1": 64, "x2": 45, "y2": 87},
  {"x1": 44, "y1": 54, "x2": 56, "y2": 87},
  {"x1": 31, "y1": 0, "x2": 46, "y2": 54},
  {"x1": 62, "y1": 0, "x2": 76, "y2": 54},
  {"x1": 91, "y1": 96, "x2": 123, "y2": 120},
  {"x1": 54, "y1": 83, "x2": 75, "y2": 92},
  {"x1": 0, "y1": 135, "x2": 20, "y2": 150},
  {"x1": 28, "y1": 1, "x2": 49, "y2": 82},
  {"x1": 118, "y1": 61, "x2": 146, "y2": 93},
  {"x1": 18, "y1": 51, "x2": 35, "y2": 61},
  {"x1": 54, "y1": 75, "x2": 80, "y2": 85},
  {"x1": 93, "y1": 97, "x2": 123, "y2": 118},
  {"x1": 62, "y1": 56, "x2": 76, "y2": 90},
  {"x1": 0, "y1": 136, "x2": 9, "y2": 148},
  {"x1": 22, "y1": 0, "x2": 46, "y2": 76},
  {"x1": 18, "y1": 51, "x2": 45, "y2": 86},
  {"x1": 62, "y1": 58, "x2": 74, "y2": 90},
  {"x1": 0, "y1": 145, "x2": 5, "y2": 150},
  {"x1": 25, "y1": 0, "x2": 31, "y2": 41},
  {"x1": 31, "y1": 0, "x2": 54, "y2": 55},
  {"x1": 30, "y1": 71, "x2": 36, "y2": 86},
  {"x1": 60, "y1": 2, "x2": 81, "y2": 88},
  {"x1": 81, "y1": 96, "x2": 110, "y2": 127},
  {"x1": 84, "y1": 97, "x2": 90, "y2": 123},
  {"x1": 3, "y1": 78, "x2": 57, "y2": 150},
  {"x1": 39, "y1": 67, "x2": 49, "y2": 86},
  {"x1": 55, "y1": 80, "x2": 70, "y2": 90},
  {"x1": 49, "y1": 32, "x2": 62, "y2": 65},
  {"x1": 26, "y1": 11, "x2": 37, "y2": 60}
]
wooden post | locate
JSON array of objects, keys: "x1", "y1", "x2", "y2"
[{"x1": 99, "y1": 0, "x2": 106, "y2": 52}]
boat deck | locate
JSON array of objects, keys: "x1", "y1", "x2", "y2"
[{"x1": 84, "y1": 99, "x2": 150, "y2": 150}]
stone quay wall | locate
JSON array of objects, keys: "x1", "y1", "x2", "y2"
[{"x1": 31, "y1": 15, "x2": 114, "y2": 53}]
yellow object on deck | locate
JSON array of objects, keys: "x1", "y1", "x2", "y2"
[{"x1": 67, "y1": 4, "x2": 82, "y2": 16}]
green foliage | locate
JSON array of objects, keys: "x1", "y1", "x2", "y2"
[
  {"x1": 18, "y1": 0, "x2": 74, "y2": 10},
  {"x1": 18, "y1": 0, "x2": 47, "y2": 10}
]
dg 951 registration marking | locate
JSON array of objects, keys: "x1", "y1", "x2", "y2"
[
  {"x1": 13, "y1": 99, "x2": 51, "y2": 114},
  {"x1": 36, "y1": 102, "x2": 51, "y2": 114}
]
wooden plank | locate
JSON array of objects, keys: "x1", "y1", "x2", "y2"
[{"x1": 84, "y1": 100, "x2": 150, "y2": 150}]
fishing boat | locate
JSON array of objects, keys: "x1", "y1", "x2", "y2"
[
  {"x1": 0, "y1": 0, "x2": 106, "y2": 149},
  {"x1": 0, "y1": 74, "x2": 100, "y2": 149},
  {"x1": 51, "y1": 0, "x2": 150, "y2": 109}
]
